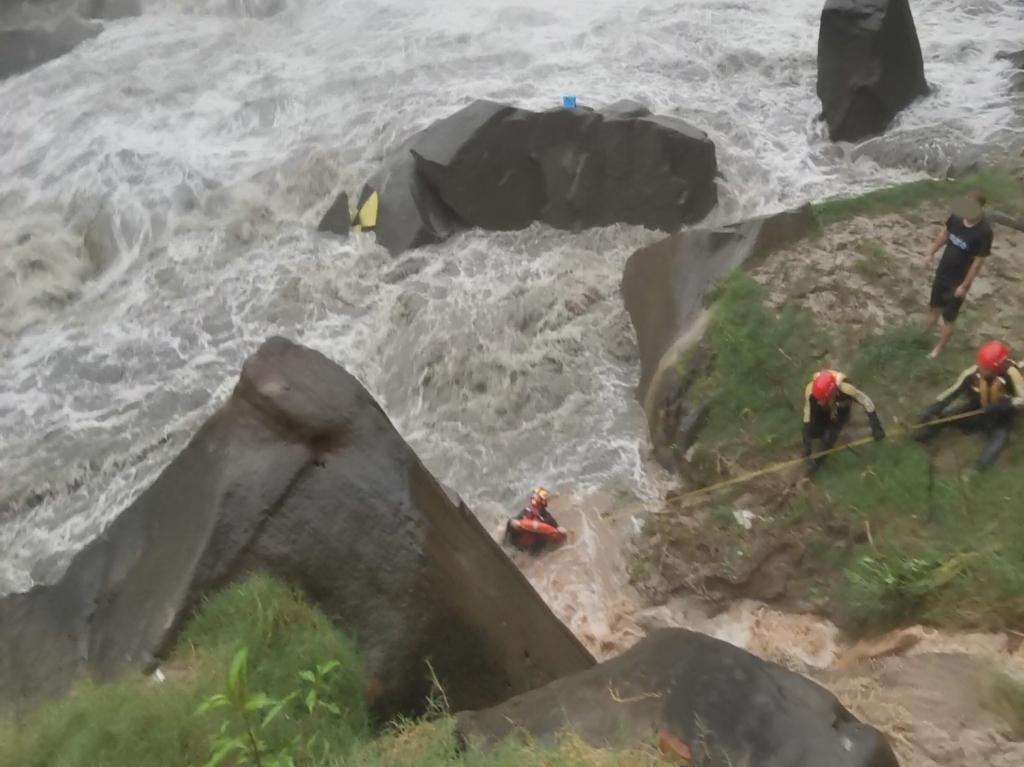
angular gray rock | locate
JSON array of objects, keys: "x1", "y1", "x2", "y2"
[
  {"x1": 327, "y1": 99, "x2": 718, "y2": 256},
  {"x1": 0, "y1": 12, "x2": 102, "y2": 80},
  {"x1": 0, "y1": 337, "x2": 594, "y2": 719},
  {"x1": 316, "y1": 190, "x2": 350, "y2": 237},
  {"x1": 341, "y1": 134, "x2": 459, "y2": 256},
  {"x1": 456, "y1": 629, "x2": 901, "y2": 767},
  {"x1": 622, "y1": 206, "x2": 816, "y2": 468},
  {"x1": 817, "y1": 0, "x2": 930, "y2": 142}
]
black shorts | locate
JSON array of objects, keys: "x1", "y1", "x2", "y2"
[{"x1": 929, "y1": 276, "x2": 964, "y2": 322}]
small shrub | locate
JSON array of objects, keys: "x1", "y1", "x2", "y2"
[
  {"x1": 844, "y1": 551, "x2": 973, "y2": 631},
  {"x1": 853, "y1": 239, "x2": 888, "y2": 280}
]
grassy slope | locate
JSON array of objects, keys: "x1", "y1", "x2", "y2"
[
  {"x1": 0, "y1": 577, "x2": 661, "y2": 767},
  {"x1": 813, "y1": 170, "x2": 1024, "y2": 226},
  {"x1": 643, "y1": 171, "x2": 1024, "y2": 634}
]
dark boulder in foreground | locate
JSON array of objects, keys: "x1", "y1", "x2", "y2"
[
  {"x1": 0, "y1": 337, "x2": 594, "y2": 718},
  {"x1": 622, "y1": 205, "x2": 815, "y2": 469},
  {"x1": 325, "y1": 99, "x2": 718, "y2": 256},
  {"x1": 457, "y1": 629, "x2": 901, "y2": 767},
  {"x1": 0, "y1": 12, "x2": 102, "y2": 80},
  {"x1": 816, "y1": 0, "x2": 930, "y2": 142}
]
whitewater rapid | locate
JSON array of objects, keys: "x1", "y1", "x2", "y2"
[{"x1": 1, "y1": 0, "x2": 1022, "y2": 595}]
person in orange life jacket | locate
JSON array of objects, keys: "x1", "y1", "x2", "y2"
[
  {"x1": 505, "y1": 487, "x2": 562, "y2": 553},
  {"x1": 802, "y1": 370, "x2": 885, "y2": 475},
  {"x1": 923, "y1": 192, "x2": 993, "y2": 359},
  {"x1": 914, "y1": 340, "x2": 1023, "y2": 470}
]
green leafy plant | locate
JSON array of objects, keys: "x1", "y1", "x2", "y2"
[
  {"x1": 197, "y1": 647, "x2": 295, "y2": 767},
  {"x1": 197, "y1": 648, "x2": 351, "y2": 767}
]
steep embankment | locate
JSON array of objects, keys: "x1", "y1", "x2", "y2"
[
  {"x1": 633, "y1": 171, "x2": 1024, "y2": 634},
  {"x1": 601, "y1": 170, "x2": 1024, "y2": 767}
]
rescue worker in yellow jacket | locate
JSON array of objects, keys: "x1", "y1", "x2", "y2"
[
  {"x1": 914, "y1": 340, "x2": 1024, "y2": 470},
  {"x1": 803, "y1": 369, "x2": 885, "y2": 475}
]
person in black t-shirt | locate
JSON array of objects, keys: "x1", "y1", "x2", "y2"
[{"x1": 923, "y1": 191, "x2": 994, "y2": 359}]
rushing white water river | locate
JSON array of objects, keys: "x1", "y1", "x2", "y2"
[{"x1": 1, "y1": 0, "x2": 1022, "y2": 595}]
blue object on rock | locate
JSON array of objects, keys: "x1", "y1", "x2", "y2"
[{"x1": 562, "y1": 95, "x2": 576, "y2": 108}]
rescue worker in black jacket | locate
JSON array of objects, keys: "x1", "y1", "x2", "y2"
[
  {"x1": 803, "y1": 369, "x2": 885, "y2": 475},
  {"x1": 915, "y1": 340, "x2": 1023, "y2": 470}
]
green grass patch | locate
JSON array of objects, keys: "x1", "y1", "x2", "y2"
[
  {"x1": 693, "y1": 271, "x2": 825, "y2": 451},
  {"x1": 678, "y1": 269, "x2": 1024, "y2": 634},
  {"x1": 346, "y1": 723, "x2": 667, "y2": 767},
  {"x1": 0, "y1": 576, "x2": 369, "y2": 767},
  {"x1": 853, "y1": 239, "x2": 889, "y2": 280},
  {"x1": 0, "y1": 577, "x2": 667, "y2": 767},
  {"x1": 813, "y1": 170, "x2": 1024, "y2": 227}
]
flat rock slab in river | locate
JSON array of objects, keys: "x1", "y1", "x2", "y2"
[
  {"x1": 456, "y1": 628, "x2": 901, "y2": 767},
  {"x1": 816, "y1": 0, "x2": 930, "y2": 143},
  {"x1": 0, "y1": 337, "x2": 594, "y2": 719},
  {"x1": 327, "y1": 99, "x2": 718, "y2": 256}
]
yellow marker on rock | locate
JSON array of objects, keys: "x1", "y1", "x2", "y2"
[{"x1": 351, "y1": 190, "x2": 378, "y2": 232}]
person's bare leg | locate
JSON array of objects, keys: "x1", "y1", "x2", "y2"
[
  {"x1": 929, "y1": 321, "x2": 955, "y2": 358},
  {"x1": 923, "y1": 308, "x2": 941, "y2": 332}
]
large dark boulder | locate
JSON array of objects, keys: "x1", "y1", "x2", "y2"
[
  {"x1": 0, "y1": 337, "x2": 594, "y2": 718},
  {"x1": 816, "y1": 0, "x2": 930, "y2": 142},
  {"x1": 622, "y1": 206, "x2": 815, "y2": 468},
  {"x1": 0, "y1": 12, "x2": 102, "y2": 80},
  {"x1": 328, "y1": 99, "x2": 718, "y2": 256},
  {"x1": 456, "y1": 629, "x2": 900, "y2": 767}
]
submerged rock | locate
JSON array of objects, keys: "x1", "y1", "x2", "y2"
[
  {"x1": 0, "y1": 337, "x2": 594, "y2": 719},
  {"x1": 997, "y1": 49, "x2": 1024, "y2": 96},
  {"x1": 816, "y1": 0, "x2": 930, "y2": 142},
  {"x1": 77, "y1": 0, "x2": 142, "y2": 20},
  {"x1": 0, "y1": 12, "x2": 102, "y2": 80},
  {"x1": 457, "y1": 628, "x2": 900, "y2": 767},
  {"x1": 329, "y1": 99, "x2": 718, "y2": 256}
]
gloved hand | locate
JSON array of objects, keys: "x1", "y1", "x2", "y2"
[{"x1": 869, "y1": 413, "x2": 886, "y2": 442}]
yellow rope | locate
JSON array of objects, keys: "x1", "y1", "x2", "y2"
[{"x1": 667, "y1": 408, "x2": 984, "y2": 504}]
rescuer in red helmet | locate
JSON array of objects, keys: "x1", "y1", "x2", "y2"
[
  {"x1": 504, "y1": 487, "x2": 564, "y2": 554},
  {"x1": 915, "y1": 340, "x2": 1023, "y2": 469},
  {"x1": 802, "y1": 369, "x2": 885, "y2": 475}
]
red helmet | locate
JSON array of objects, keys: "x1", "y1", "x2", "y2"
[
  {"x1": 977, "y1": 340, "x2": 1010, "y2": 374},
  {"x1": 529, "y1": 486, "x2": 550, "y2": 510},
  {"x1": 811, "y1": 370, "x2": 838, "y2": 403}
]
